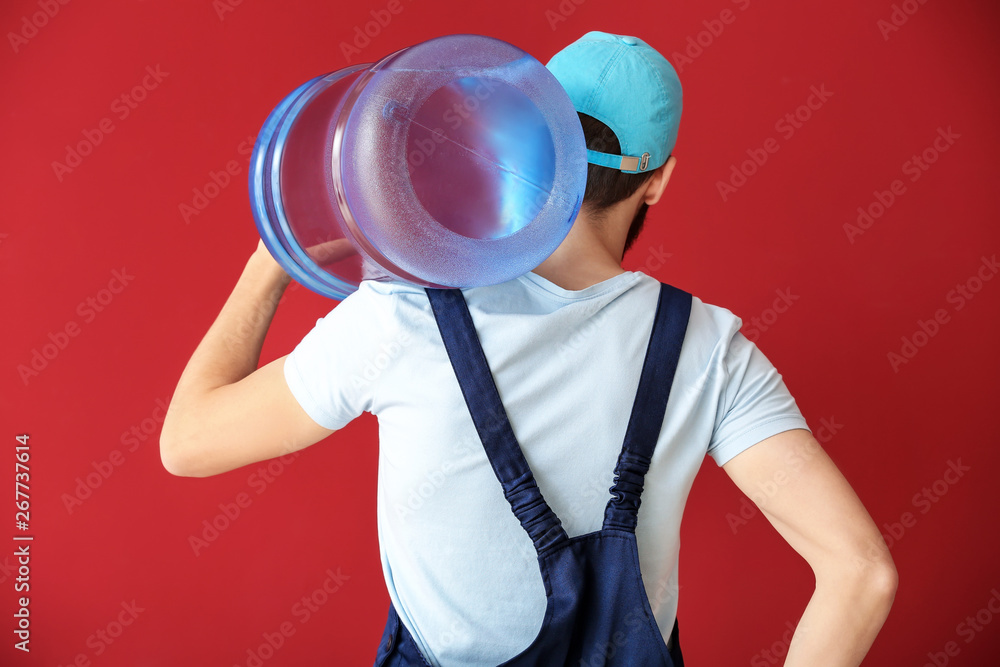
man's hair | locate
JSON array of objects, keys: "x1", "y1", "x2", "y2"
[
  {"x1": 578, "y1": 113, "x2": 666, "y2": 253},
  {"x1": 578, "y1": 113, "x2": 654, "y2": 211}
]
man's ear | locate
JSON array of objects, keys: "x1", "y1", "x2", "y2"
[{"x1": 642, "y1": 156, "x2": 676, "y2": 206}]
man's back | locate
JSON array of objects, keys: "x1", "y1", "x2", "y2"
[
  {"x1": 161, "y1": 30, "x2": 898, "y2": 664},
  {"x1": 283, "y1": 269, "x2": 810, "y2": 665}
]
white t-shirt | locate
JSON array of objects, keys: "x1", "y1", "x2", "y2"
[{"x1": 284, "y1": 269, "x2": 811, "y2": 666}]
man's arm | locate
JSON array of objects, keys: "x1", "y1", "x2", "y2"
[
  {"x1": 722, "y1": 428, "x2": 897, "y2": 667},
  {"x1": 160, "y1": 241, "x2": 335, "y2": 477}
]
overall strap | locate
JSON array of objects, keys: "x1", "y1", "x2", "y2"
[
  {"x1": 426, "y1": 288, "x2": 568, "y2": 553},
  {"x1": 604, "y1": 282, "x2": 692, "y2": 532}
]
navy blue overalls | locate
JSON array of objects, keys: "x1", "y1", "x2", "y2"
[{"x1": 374, "y1": 281, "x2": 692, "y2": 666}]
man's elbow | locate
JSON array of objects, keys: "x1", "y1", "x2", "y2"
[
  {"x1": 859, "y1": 561, "x2": 898, "y2": 622},
  {"x1": 871, "y1": 559, "x2": 899, "y2": 606},
  {"x1": 160, "y1": 433, "x2": 187, "y2": 476},
  {"x1": 160, "y1": 427, "x2": 205, "y2": 478},
  {"x1": 859, "y1": 547, "x2": 899, "y2": 601},
  {"x1": 819, "y1": 552, "x2": 898, "y2": 609}
]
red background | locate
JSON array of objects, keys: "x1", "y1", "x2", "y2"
[{"x1": 3, "y1": 0, "x2": 999, "y2": 665}]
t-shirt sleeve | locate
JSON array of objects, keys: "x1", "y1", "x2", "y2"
[
  {"x1": 282, "y1": 285, "x2": 392, "y2": 431},
  {"x1": 706, "y1": 324, "x2": 811, "y2": 467}
]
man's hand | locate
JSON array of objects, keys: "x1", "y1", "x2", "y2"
[
  {"x1": 303, "y1": 237, "x2": 358, "y2": 268},
  {"x1": 254, "y1": 238, "x2": 292, "y2": 282},
  {"x1": 160, "y1": 241, "x2": 334, "y2": 477}
]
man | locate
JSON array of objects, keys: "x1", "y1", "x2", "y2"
[{"x1": 161, "y1": 31, "x2": 896, "y2": 666}]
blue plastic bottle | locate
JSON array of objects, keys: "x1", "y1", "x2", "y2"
[{"x1": 249, "y1": 33, "x2": 587, "y2": 301}]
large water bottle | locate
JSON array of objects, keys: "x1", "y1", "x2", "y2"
[{"x1": 249, "y1": 33, "x2": 588, "y2": 300}]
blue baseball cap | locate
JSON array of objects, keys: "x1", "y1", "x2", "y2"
[{"x1": 546, "y1": 31, "x2": 682, "y2": 174}]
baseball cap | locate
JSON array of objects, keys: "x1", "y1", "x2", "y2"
[{"x1": 545, "y1": 31, "x2": 682, "y2": 174}]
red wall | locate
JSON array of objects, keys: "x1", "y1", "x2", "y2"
[{"x1": 3, "y1": 0, "x2": 999, "y2": 665}]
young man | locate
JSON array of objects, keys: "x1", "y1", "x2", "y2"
[{"x1": 161, "y1": 31, "x2": 897, "y2": 666}]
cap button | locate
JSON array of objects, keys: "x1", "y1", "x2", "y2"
[{"x1": 621, "y1": 36, "x2": 638, "y2": 46}]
